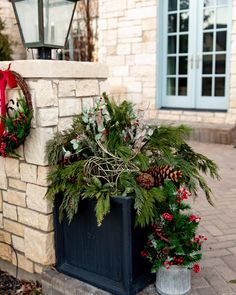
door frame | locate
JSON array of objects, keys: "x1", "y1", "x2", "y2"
[{"x1": 157, "y1": 0, "x2": 232, "y2": 111}]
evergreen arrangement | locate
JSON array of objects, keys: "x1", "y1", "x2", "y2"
[
  {"x1": 0, "y1": 17, "x2": 12, "y2": 61},
  {"x1": 46, "y1": 93, "x2": 219, "y2": 227},
  {"x1": 141, "y1": 184, "x2": 205, "y2": 273}
]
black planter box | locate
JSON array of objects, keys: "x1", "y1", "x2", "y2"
[{"x1": 53, "y1": 196, "x2": 154, "y2": 295}]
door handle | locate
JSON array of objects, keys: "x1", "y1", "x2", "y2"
[
  {"x1": 196, "y1": 54, "x2": 201, "y2": 69},
  {"x1": 189, "y1": 55, "x2": 194, "y2": 69}
]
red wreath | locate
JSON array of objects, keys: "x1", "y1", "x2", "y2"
[{"x1": 0, "y1": 65, "x2": 33, "y2": 157}]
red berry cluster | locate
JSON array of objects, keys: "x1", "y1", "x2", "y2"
[
  {"x1": 0, "y1": 132, "x2": 18, "y2": 157},
  {"x1": 189, "y1": 214, "x2": 201, "y2": 223},
  {"x1": 193, "y1": 263, "x2": 200, "y2": 273},
  {"x1": 176, "y1": 186, "x2": 191, "y2": 203},
  {"x1": 140, "y1": 250, "x2": 148, "y2": 257},
  {"x1": 193, "y1": 234, "x2": 207, "y2": 245},
  {"x1": 13, "y1": 112, "x2": 27, "y2": 126},
  {"x1": 161, "y1": 213, "x2": 173, "y2": 221},
  {"x1": 164, "y1": 256, "x2": 184, "y2": 269}
]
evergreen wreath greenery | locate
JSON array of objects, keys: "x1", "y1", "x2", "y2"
[
  {"x1": 0, "y1": 72, "x2": 33, "y2": 157},
  {"x1": 141, "y1": 185, "x2": 205, "y2": 273},
  {"x1": 46, "y1": 93, "x2": 219, "y2": 227}
]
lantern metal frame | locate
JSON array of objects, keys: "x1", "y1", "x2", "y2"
[{"x1": 12, "y1": 0, "x2": 78, "y2": 59}]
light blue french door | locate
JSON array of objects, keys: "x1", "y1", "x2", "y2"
[{"x1": 160, "y1": 0, "x2": 231, "y2": 110}]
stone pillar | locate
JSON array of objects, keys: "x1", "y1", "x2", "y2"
[{"x1": 0, "y1": 60, "x2": 108, "y2": 274}]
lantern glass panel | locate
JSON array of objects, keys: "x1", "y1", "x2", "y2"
[
  {"x1": 15, "y1": 0, "x2": 39, "y2": 43},
  {"x1": 43, "y1": 0, "x2": 75, "y2": 46}
]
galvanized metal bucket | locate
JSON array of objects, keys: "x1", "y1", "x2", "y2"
[{"x1": 155, "y1": 266, "x2": 191, "y2": 295}]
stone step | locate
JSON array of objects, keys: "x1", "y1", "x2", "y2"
[{"x1": 150, "y1": 120, "x2": 236, "y2": 145}]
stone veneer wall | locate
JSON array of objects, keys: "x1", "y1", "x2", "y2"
[
  {"x1": 0, "y1": 60, "x2": 108, "y2": 274},
  {"x1": 98, "y1": 0, "x2": 236, "y2": 125}
]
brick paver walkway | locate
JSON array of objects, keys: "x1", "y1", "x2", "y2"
[{"x1": 189, "y1": 142, "x2": 236, "y2": 295}]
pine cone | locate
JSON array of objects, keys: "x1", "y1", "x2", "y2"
[
  {"x1": 136, "y1": 173, "x2": 155, "y2": 190},
  {"x1": 146, "y1": 165, "x2": 182, "y2": 186}
]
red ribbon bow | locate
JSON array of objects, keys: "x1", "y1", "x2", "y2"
[{"x1": 0, "y1": 64, "x2": 17, "y2": 136}]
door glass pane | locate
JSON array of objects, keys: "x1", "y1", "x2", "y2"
[
  {"x1": 180, "y1": 12, "x2": 189, "y2": 32},
  {"x1": 179, "y1": 35, "x2": 188, "y2": 53},
  {"x1": 180, "y1": 0, "x2": 189, "y2": 10},
  {"x1": 216, "y1": 7, "x2": 227, "y2": 29},
  {"x1": 203, "y1": 9, "x2": 215, "y2": 30},
  {"x1": 202, "y1": 78, "x2": 212, "y2": 96},
  {"x1": 217, "y1": 0, "x2": 228, "y2": 5},
  {"x1": 215, "y1": 54, "x2": 226, "y2": 74},
  {"x1": 168, "y1": 14, "x2": 177, "y2": 32},
  {"x1": 167, "y1": 78, "x2": 176, "y2": 95},
  {"x1": 179, "y1": 56, "x2": 188, "y2": 74},
  {"x1": 204, "y1": 0, "x2": 215, "y2": 7},
  {"x1": 178, "y1": 78, "x2": 187, "y2": 95},
  {"x1": 168, "y1": 36, "x2": 177, "y2": 53},
  {"x1": 203, "y1": 55, "x2": 213, "y2": 74},
  {"x1": 216, "y1": 31, "x2": 226, "y2": 51},
  {"x1": 203, "y1": 32, "x2": 213, "y2": 52},
  {"x1": 168, "y1": 0, "x2": 177, "y2": 11},
  {"x1": 215, "y1": 77, "x2": 225, "y2": 96},
  {"x1": 167, "y1": 57, "x2": 176, "y2": 74}
]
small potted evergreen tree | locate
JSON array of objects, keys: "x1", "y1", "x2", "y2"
[
  {"x1": 141, "y1": 185, "x2": 205, "y2": 295},
  {"x1": 46, "y1": 94, "x2": 219, "y2": 295}
]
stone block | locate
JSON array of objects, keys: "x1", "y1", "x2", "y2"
[
  {"x1": 34, "y1": 264, "x2": 44, "y2": 274},
  {"x1": 0, "y1": 157, "x2": 5, "y2": 172},
  {"x1": 2, "y1": 190, "x2": 7, "y2": 202},
  {"x1": 0, "y1": 172, "x2": 7, "y2": 190},
  {"x1": 117, "y1": 44, "x2": 131, "y2": 55},
  {"x1": 58, "y1": 117, "x2": 74, "y2": 132},
  {"x1": 37, "y1": 107, "x2": 59, "y2": 127},
  {"x1": 18, "y1": 207, "x2": 53, "y2": 231},
  {"x1": 26, "y1": 184, "x2": 51, "y2": 213},
  {"x1": 118, "y1": 26, "x2": 142, "y2": 39},
  {"x1": 7, "y1": 189, "x2": 26, "y2": 207},
  {"x1": 3, "y1": 202, "x2": 17, "y2": 221},
  {"x1": 24, "y1": 128, "x2": 54, "y2": 166},
  {"x1": 76, "y1": 79, "x2": 99, "y2": 97},
  {"x1": 0, "y1": 191, "x2": 2, "y2": 212},
  {"x1": 59, "y1": 98, "x2": 82, "y2": 117},
  {"x1": 81, "y1": 97, "x2": 95, "y2": 111},
  {"x1": 5, "y1": 158, "x2": 20, "y2": 178},
  {"x1": 17, "y1": 207, "x2": 40, "y2": 228},
  {"x1": 126, "y1": 6, "x2": 156, "y2": 19},
  {"x1": 12, "y1": 252, "x2": 34, "y2": 273},
  {"x1": 12, "y1": 235, "x2": 25, "y2": 253},
  {"x1": 4, "y1": 219, "x2": 24, "y2": 237},
  {"x1": 99, "y1": 80, "x2": 110, "y2": 95},
  {"x1": 0, "y1": 230, "x2": 11, "y2": 244},
  {"x1": 38, "y1": 214, "x2": 54, "y2": 232},
  {"x1": 58, "y1": 80, "x2": 76, "y2": 97},
  {"x1": 37, "y1": 166, "x2": 49, "y2": 186},
  {"x1": 25, "y1": 227, "x2": 55, "y2": 265},
  {"x1": 0, "y1": 243, "x2": 11, "y2": 261},
  {"x1": 20, "y1": 163, "x2": 37, "y2": 184},
  {"x1": 8, "y1": 178, "x2": 26, "y2": 191},
  {"x1": 33, "y1": 80, "x2": 58, "y2": 108},
  {"x1": 0, "y1": 213, "x2": 2, "y2": 228}
]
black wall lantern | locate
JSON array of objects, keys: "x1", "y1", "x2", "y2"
[{"x1": 12, "y1": 0, "x2": 78, "y2": 59}]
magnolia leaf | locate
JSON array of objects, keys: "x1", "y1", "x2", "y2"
[
  {"x1": 70, "y1": 139, "x2": 79, "y2": 150},
  {"x1": 95, "y1": 133, "x2": 102, "y2": 140}
]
